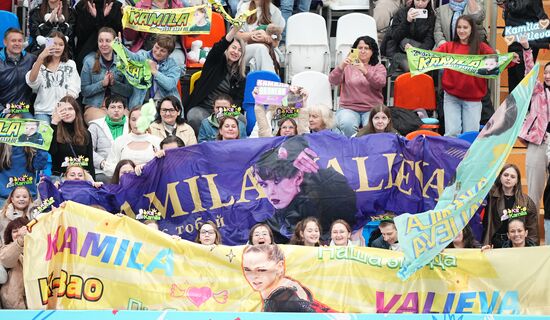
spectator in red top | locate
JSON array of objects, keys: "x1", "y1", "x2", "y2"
[{"x1": 434, "y1": 15, "x2": 518, "y2": 137}]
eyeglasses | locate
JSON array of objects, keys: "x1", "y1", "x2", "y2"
[
  {"x1": 200, "y1": 230, "x2": 215, "y2": 235},
  {"x1": 160, "y1": 108, "x2": 178, "y2": 114},
  {"x1": 253, "y1": 232, "x2": 269, "y2": 237}
]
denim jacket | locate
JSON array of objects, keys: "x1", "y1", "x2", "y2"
[
  {"x1": 123, "y1": 48, "x2": 182, "y2": 108},
  {"x1": 81, "y1": 52, "x2": 133, "y2": 107}
]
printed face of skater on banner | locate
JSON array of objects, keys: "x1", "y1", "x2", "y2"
[
  {"x1": 406, "y1": 47, "x2": 514, "y2": 78},
  {"x1": 122, "y1": 5, "x2": 212, "y2": 35},
  {"x1": 39, "y1": 133, "x2": 469, "y2": 245},
  {"x1": 207, "y1": 0, "x2": 257, "y2": 28},
  {"x1": 394, "y1": 65, "x2": 539, "y2": 280},
  {"x1": 111, "y1": 40, "x2": 152, "y2": 89},
  {"x1": 0, "y1": 118, "x2": 53, "y2": 150},
  {"x1": 503, "y1": 19, "x2": 550, "y2": 45},
  {"x1": 23, "y1": 201, "x2": 550, "y2": 314}
]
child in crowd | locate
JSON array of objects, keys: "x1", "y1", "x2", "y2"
[
  {"x1": 26, "y1": 31, "x2": 81, "y2": 124},
  {"x1": 356, "y1": 105, "x2": 398, "y2": 137},
  {"x1": 330, "y1": 36, "x2": 386, "y2": 137},
  {"x1": 198, "y1": 94, "x2": 247, "y2": 142},
  {"x1": 195, "y1": 221, "x2": 222, "y2": 245},
  {"x1": 329, "y1": 219, "x2": 353, "y2": 247},
  {"x1": 0, "y1": 187, "x2": 32, "y2": 243},
  {"x1": 434, "y1": 15, "x2": 518, "y2": 137},
  {"x1": 248, "y1": 223, "x2": 275, "y2": 245},
  {"x1": 0, "y1": 217, "x2": 29, "y2": 309},
  {"x1": 289, "y1": 217, "x2": 322, "y2": 246}
]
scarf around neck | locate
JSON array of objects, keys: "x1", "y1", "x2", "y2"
[{"x1": 105, "y1": 115, "x2": 126, "y2": 140}]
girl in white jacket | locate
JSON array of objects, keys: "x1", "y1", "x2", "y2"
[{"x1": 26, "y1": 30, "x2": 80, "y2": 124}]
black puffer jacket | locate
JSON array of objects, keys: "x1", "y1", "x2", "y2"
[
  {"x1": 28, "y1": 6, "x2": 76, "y2": 55},
  {"x1": 381, "y1": 6, "x2": 435, "y2": 57},
  {"x1": 0, "y1": 49, "x2": 36, "y2": 109}
]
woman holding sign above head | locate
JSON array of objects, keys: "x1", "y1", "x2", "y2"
[
  {"x1": 434, "y1": 15, "x2": 519, "y2": 137},
  {"x1": 185, "y1": 26, "x2": 246, "y2": 134},
  {"x1": 123, "y1": 0, "x2": 187, "y2": 71},
  {"x1": 329, "y1": 36, "x2": 386, "y2": 137},
  {"x1": 483, "y1": 164, "x2": 538, "y2": 248},
  {"x1": 81, "y1": 27, "x2": 133, "y2": 124}
]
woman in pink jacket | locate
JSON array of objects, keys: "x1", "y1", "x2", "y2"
[
  {"x1": 329, "y1": 36, "x2": 387, "y2": 137},
  {"x1": 517, "y1": 36, "x2": 550, "y2": 245}
]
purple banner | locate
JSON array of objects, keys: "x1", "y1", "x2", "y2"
[{"x1": 39, "y1": 132, "x2": 469, "y2": 245}]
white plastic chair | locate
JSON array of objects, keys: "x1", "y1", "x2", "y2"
[
  {"x1": 334, "y1": 13, "x2": 377, "y2": 66},
  {"x1": 326, "y1": 0, "x2": 371, "y2": 38},
  {"x1": 291, "y1": 71, "x2": 333, "y2": 108},
  {"x1": 285, "y1": 13, "x2": 330, "y2": 83}
]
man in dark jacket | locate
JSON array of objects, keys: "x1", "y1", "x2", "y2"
[
  {"x1": 0, "y1": 28, "x2": 36, "y2": 113},
  {"x1": 370, "y1": 220, "x2": 400, "y2": 250}
]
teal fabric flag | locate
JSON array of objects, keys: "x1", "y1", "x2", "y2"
[{"x1": 394, "y1": 64, "x2": 539, "y2": 280}]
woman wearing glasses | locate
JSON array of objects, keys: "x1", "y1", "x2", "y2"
[
  {"x1": 195, "y1": 221, "x2": 222, "y2": 245},
  {"x1": 149, "y1": 96, "x2": 197, "y2": 147},
  {"x1": 248, "y1": 223, "x2": 275, "y2": 245}
]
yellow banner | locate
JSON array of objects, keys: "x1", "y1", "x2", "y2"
[
  {"x1": 122, "y1": 5, "x2": 212, "y2": 35},
  {"x1": 24, "y1": 202, "x2": 550, "y2": 314}
]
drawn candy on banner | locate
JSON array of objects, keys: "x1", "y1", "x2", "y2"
[
  {"x1": 0, "y1": 118, "x2": 53, "y2": 150},
  {"x1": 406, "y1": 47, "x2": 514, "y2": 79},
  {"x1": 394, "y1": 65, "x2": 539, "y2": 280},
  {"x1": 23, "y1": 201, "x2": 550, "y2": 313},
  {"x1": 111, "y1": 40, "x2": 153, "y2": 90},
  {"x1": 503, "y1": 19, "x2": 550, "y2": 45},
  {"x1": 122, "y1": 5, "x2": 213, "y2": 34}
]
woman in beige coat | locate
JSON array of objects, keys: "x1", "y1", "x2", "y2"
[{"x1": 0, "y1": 217, "x2": 29, "y2": 309}]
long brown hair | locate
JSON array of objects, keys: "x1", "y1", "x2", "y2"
[
  {"x1": 92, "y1": 27, "x2": 117, "y2": 74},
  {"x1": 358, "y1": 104, "x2": 395, "y2": 136},
  {"x1": 495, "y1": 163, "x2": 530, "y2": 207},
  {"x1": 452, "y1": 15, "x2": 480, "y2": 55},
  {"x1": 246, "y1": 0, "x2": 272, "y2": 26},
  {"x1": 43, "y1": 31, "x2": 70, "y2": 66},
  {"x1": 0, "y1": 140, "x2": 36, "y2": 172},
  {"x1": 289, "y1": 217, "x2": 322, "y2": 246},
  {"x1": 56, "y1": 96, "x2": 88, "y2": 146},
  {"x1": 194, "y1": 221, "x2": 222, "y2": 245}
]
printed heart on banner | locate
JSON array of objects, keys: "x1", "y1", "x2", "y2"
[
  {"x1": 186, "y1": 286, "x2": 213, "y2": 307},
  {"x1": 504, "y1": 35, "x2": 516, "y2": 45},
  {"x1": 540, "y1": 19, "x2": 550, "y2": 29}
]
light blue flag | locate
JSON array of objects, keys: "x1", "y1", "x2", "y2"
[{"x1": 394, "y1": 64, "x2": 540, "y2": 280}]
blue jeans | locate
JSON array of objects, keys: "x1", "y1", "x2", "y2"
[
  {"x1": 443, "y1": 92, "x2": 482, "y2": 137},
  {"x1": 34, "y1": 114, "x2": 52, "y2": 125},
  {"x1": 545, "y1": 219, "x2": 550, "y2": 245},
  {"x1": 228, "y1": 0, "x2": 239, "y2": 16},
  {"x1": 280, "y1": 0, "x2": 312, "y2": 40},
  {"x1": 336, "y1": 108, "x2": 370, "y2": 137}
]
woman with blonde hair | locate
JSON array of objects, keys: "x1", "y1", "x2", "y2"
[{"x1": 307, "y1": 104, "x2": 338, "y2": 133}]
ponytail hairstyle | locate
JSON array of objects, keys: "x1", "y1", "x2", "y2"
[{"x1": 92, "y1": 27, "x2": 117, "y2": 74}]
